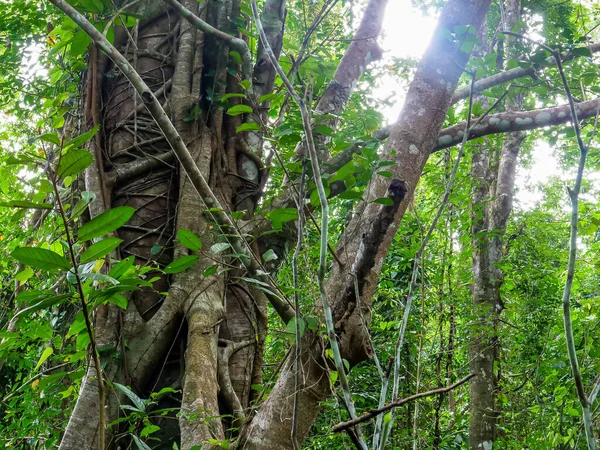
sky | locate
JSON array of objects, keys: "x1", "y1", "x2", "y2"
[{"x1": 377, "y1": 0, "x2": 564, "y2": 209}]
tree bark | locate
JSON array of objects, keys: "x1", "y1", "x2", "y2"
[{"x1": 469, "y1": 2, "x2": 523, "y2": 448}]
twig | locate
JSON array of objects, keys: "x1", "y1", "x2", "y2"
[
  {"x1": 332, "y1": 374, "x2": 475, "y2": 432},
  {"x1": 251, "y1": 1, "x2": 367, "y2": 448},
  {"x1": 376, "y1": 74, "x2": 510, "y2": 449},
  {"x1": 378, "y1": 71, "x2": 478, "y2": 449}
]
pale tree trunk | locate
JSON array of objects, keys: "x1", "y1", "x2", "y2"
[{"x1": 468, "y1": 1, "x2": 523, "y2": 448}]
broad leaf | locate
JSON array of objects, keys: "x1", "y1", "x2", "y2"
[
  {"x1": 13, "y1": 294, "x2": 72, "y2": 319},
  {"x1": 34, "y1": 347, "x2": 54, "y2": 371},
  {"x1": 177, "y1": 229, "x2": 202, "y2": 252},
  {"x1": 269, "y1": 208, "x2": 298, "y2": 230},
  {"x1": 226, "y1": 104, "x2": 253, "y2": 116},
  {"x1": 56, "y1": 149, "x2": 94, "y2": 179},
  {"x1": 80, "y1": 237, "x2": 123, "y2": 263},
  {"x1": 78, "y1": 206, "x2": 135, "y2": 242},
  {"x1": 113, "y1": 382, "x2": 146, "y2": 412},
  {"x1": 164, "y1": 255, "x2": 199, "y2": 274},
  {"x1": 236, "y1": 122, "x2": 260, "y2": 133},
  {"x1": 0, "y1": 200, "x2": 53, "y2": 209},
  {"x1": 12, "y1": 247, "x2": 71, "y2": 271}
]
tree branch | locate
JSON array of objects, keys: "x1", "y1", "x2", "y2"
[
  {"x1": 451, "y1": 42, "x2": 600, "y2": 104},
  {"x1": 437, "y1": 97, "x2": 600, "y2": 150},
  {"x1": 332, "y1": 374, "x2": 475, "y2": 432}
]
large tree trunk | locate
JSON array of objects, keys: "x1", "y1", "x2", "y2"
[
  {"x1": 468, "y1": 1, "x2": 523, "y2": 448},
  {"x1": 59, "y1": 0, "x2": 389, "y2": 448},
  {"x1": 56, "y1": 0, "x2": 495, "y2": 448}
]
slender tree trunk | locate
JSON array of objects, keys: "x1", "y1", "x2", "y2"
[{"x1": 468, "y1": 2, "x2": 523, "y2": 449}]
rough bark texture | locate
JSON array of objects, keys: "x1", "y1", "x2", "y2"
[{"x1": 469, "y1": 2, "x2": 523, "y2": 448}]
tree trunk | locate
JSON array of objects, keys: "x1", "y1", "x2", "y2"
[
  {"x1": 468, "y1": 2, "x2": 523, "y2": 448},
  {"x1": 56, "y1": 0, "x2": 492, "y2": 448}
]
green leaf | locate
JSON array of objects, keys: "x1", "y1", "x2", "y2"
[
  {"x1": 269, "y1": 208, "x2": 298, "y2": 230},
  {"x1": 571, "y1": 47, "x2": 592, "y2": 57},
  {"x1": 314, "y1": 125, "x2": 334, "y2": 136},
  {"x1": 177, "y1": 229, "x2": 202, "y2": 251},
  {"x1": 378, "y1": 171, "x2": 393, "y2": 178},
  {"x1": 34, "y1": 347, "x2": 54, "y2": 371},
  {"x1": 140, "y1": 424, "x2": 160, "y2": 438},
  {"x1": 71, "y1": 191, "x2": 96, "y2": 219},
  {"x1": 229, "y1": 50, "x2": 242, "y2": 65},
  {"x1": 338, "y1": 191, "x2": 363, "y2": 200},
  {"x1": 65, "y1": 125, "x2": 99, "y2": 149},
  {"x1": 258, "y1": 93, "x2": 277, "y2": 103},
  {"x1": 39, "y1": 133, "x2": 61, "y2": 145},
  {"x1": 15, "y1": 268, "x2": 34, "y2": 283},
  {"x1": 262, "y1": 249, "x2": 277, "y2": 262},
  {"x1": 107, "y1": 294, "x2": 128, "y2": 309},
  {"x1": 109, "y1": 256, "x2": 135, "y2": 279},
  {"x1": 226, "y1": 104, "x2": 253, "y2": 116},
  {"x1": 57, "y1": 149, "x2": 94, "y2": 179},
  {"x1": 210, "y1": 242, "x2": 231, "y2": 254},
  {"x1": 78, "y1": 206, "x2": 136, "y2": 242},
  {"x1": 373, "y1": 197, "x2": 393, "y2": 206},
  {"x1": 14, "y1": 294, "x2": 72, "y2": 319},
  {"x1": 12, "y1": 247, "x2": 71, "y2": 271},
  {"x1": 285, "y1": 317, "x2": 305, "y2": 338},
  {"x1": 114, "y1": 382, "x2": 146, "y2": 412},
  {"x1": 221, "y1": 93, "x2": 246, "y2": 102},
  {"x1": 203, "y1": 265, "x2": 217, "y2": 277},
  {"x1": 236, "y1": 122, "x2": 261, "y2": 133},
  {"x1": 0, "y1": 200, "x2": 53, "y2": 209},
  {"x1": 163, "y1": 255, "x2": 199, "y2": 274},
  {"x1": 80, "y1": 238, "x2": 123, "y2": 263},
  {"x1": 150, "y1": 244, "x2": 162, "y2": 255}
]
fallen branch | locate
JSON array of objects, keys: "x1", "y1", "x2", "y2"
[{"x1": 332, "y1": 373, "x2": 475, "y2": 433}]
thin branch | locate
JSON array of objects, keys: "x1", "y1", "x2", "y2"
[
  {"x1": 377, "y1": 71, "x2": 476, "y2": 449},
  {"x1": 377, "y1": 75, "x2": 509, "y2": 450},
  {"x1": 251, "y1": 1, "x2": 367, "y2": 448},
  {"x1": 43, "y1": 141, "x2": 106, "y2": 450},
  {"x1": 332, "y1": 374, "x2": 475, "y2": 432},
  {"x1": 554, "y1": 46, "x2": 596, "y2": 449}
]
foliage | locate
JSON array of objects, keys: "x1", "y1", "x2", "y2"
[{"x1": 1, "y1": 0, "x2": 600, "y2": 449}]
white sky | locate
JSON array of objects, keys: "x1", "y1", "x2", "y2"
[{"x1": 379, "y1": 1, "x2": 563, "y2": 209}]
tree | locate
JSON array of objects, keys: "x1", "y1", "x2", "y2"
[{"x1": 1, "y1": 0, "x2": 600, "y2": 449}]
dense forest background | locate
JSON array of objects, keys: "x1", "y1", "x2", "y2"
[{"x1": 1, "y1": 0, "x2": 600, "y2": 449}]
